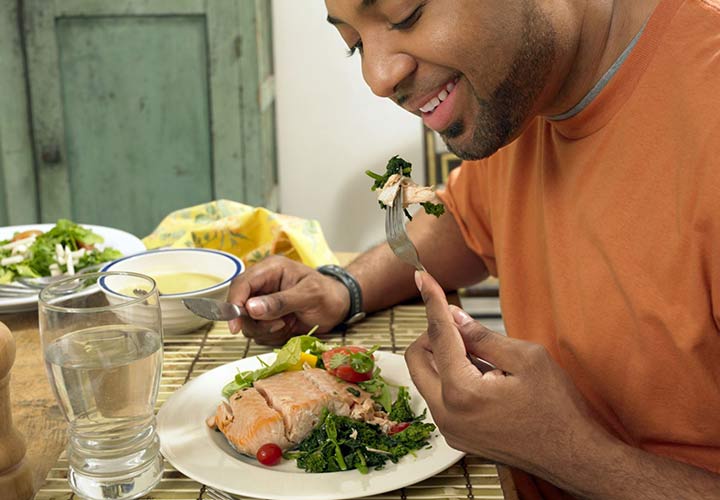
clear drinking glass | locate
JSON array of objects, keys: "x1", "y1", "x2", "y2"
[{"x1": 39, "y1": 272, "x2": 164, "y2": 500}]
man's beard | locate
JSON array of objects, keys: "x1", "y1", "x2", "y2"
[{"x1": 442, "y1": 3, "x2": 556, "y2": 160}]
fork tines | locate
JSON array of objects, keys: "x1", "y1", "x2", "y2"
[
  {"x1": 204, "y1": 487, "x2": 239, "y2": 500},
  {"x1": 384, "y1": 187, "x2": 426, "y2": 272}
]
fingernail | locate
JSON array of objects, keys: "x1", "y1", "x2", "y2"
[
  {"x1": 247, "y1": 298, "x2": 267, "y2": 316},
  {"x1": 228, "y1": 318, "x2": 241, "y2": 334},
  {"x1": 450, "y1": 305, "x2": 473, "y2": 326},
  {"x1": 269, "y1": 320, "x2": 285, "y2": 333},
  {"x1": 414, "y1": 270, "x2": 423, "y2": 292}
]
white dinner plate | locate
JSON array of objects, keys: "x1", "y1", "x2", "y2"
[
  {"x1": 0, "y1": 223, "x2": 146, "y2": 313},
  {"x1": 157, "y1": 351, "x2": 464, "y2": 500}
]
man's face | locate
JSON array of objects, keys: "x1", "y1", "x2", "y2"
[{"x1": 325, "y1": 0, "x2": 557, "y2": 160}]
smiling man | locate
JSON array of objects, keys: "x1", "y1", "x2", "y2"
[
  {"x1": 327, "y1": 0, "x2": 562, "y2": 160},
  {"x1": 228, "y1": 0, "x2": 720, "y2": 497}
]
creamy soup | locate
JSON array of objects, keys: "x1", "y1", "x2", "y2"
[
  {"x1": 120, "y1": 272, "x2": 223, "y2": 296},
  {"x1": 150, "y1": 272, "x2": 223, "y2": 294}
]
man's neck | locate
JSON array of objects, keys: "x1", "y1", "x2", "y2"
[{"x1": 542, "y1": 0, "x2": 662, "y2": 117}]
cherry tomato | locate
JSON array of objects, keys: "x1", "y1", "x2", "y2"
[
  {"x1": 322, "y1": 346, "x2": 374, "y2": 383},
  {"x1": 256, "y1": 443, "x2": 282, "y2": 466},
  {"x1": 334, "y1": 364, "x2": 373, "y2": 383},
  {"x1": 388, "y1": 422, "x2": 411, "y2": 435},
  {"x1": 12, "y1": 229, "x2": 42, "y2": 242}
]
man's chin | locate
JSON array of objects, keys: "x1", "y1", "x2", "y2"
[
  {"x1": 442, "y1": 131, "x2": 494, "y2": 161},
  {"x1": 440, "y1": 117, "x2": 514, "y2": 161}
]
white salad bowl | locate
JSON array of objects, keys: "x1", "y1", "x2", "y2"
[{"x1": 100, "y1": 248, "x2": 244, "y2": 334}]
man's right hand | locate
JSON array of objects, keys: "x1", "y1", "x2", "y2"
[{"x1": 226, "y1": 255, "x2": 350, "y2": 345}]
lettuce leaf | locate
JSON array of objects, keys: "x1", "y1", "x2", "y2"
[{"x1": 221, "y1": 331, "x2": 329, "y2": 398}]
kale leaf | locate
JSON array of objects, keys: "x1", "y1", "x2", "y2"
[
  {"x1": 388, "y1": 386, "x2": 414, "y2": 423},
  {"x1": 366, "y1": 155, "x2": 444, "y2": 218},
  {"x1": 287, "y1": 406, "x2": 436, "y2": 474}
]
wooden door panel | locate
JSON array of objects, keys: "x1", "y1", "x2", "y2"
[
  {"x1": 56, "y1": 16, "x2": 212, "y2": 236},
  {"x1": 236, "y1": 0, "x2": 277, "y2": 209},
  {"x1": 22, "y1": 0, "x2": 277, "y2": 236}
]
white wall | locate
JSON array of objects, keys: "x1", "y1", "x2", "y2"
[{"x1": 272, "y1": 0, "x2": 424, "y2": 253}]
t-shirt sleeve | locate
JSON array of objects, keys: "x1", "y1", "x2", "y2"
[{"x1": 436, "y1": 160, "x2": 498, "y2": 277}]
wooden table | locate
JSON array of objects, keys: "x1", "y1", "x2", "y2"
[{"x1": 2, "y1": 254, "x2": 517, "y2": 499}]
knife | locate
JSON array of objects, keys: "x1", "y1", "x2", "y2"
[{"x1": 182, "y1": 297, "x2": 247, "y2": 321}]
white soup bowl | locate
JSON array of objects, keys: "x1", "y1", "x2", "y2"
[{"x1": 100, "y1": 248, "x2": 244, "y2": 334}]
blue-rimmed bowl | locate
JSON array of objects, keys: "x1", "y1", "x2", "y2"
[{"x1": 101, "y1": 248, "x2": 244, "y2": 334}]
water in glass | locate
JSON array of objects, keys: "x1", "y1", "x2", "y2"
[{"x1": 39, "y1": 272, "x2": 164, "y2": 500}]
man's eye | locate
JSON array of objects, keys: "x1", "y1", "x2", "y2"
[
  {"x1": 346, "y1": 40, "x2": 363, "y2": 57},
  {"x1": 390, "y1": 4, "x2": 424, "y2": 30}
]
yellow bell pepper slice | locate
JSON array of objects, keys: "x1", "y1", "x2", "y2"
[{"x1": 288, "y1": 352, "x2": 318, "y2": 371}]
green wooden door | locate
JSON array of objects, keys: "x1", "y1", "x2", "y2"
[{"x1": 23, "y1": 0, "x2": 277, "y2": 237}]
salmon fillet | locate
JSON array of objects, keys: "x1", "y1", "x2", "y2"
[
  {"x1": 302, "y1": 368, "x2": 393, "y2": 431},
  {"x1": 211, "y1": 367, "x2": 395, "y2": 456},
  {"x1": 211, "y1": 387, "x2": 291, "y2": 456},
  {"x1": 254, "y1": 370, "x2": 329, "y2": 443},
  {"x1": 302, "y1": 367, "x2": 370, "y2": 416}
]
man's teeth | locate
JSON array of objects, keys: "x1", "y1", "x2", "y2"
[{"x1": 419, "y1": 80, "x2": 456, "y2": 113}]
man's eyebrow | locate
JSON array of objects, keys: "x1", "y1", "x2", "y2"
[{"x1": 327, "y1": 0, "x2": 378, "y2": 26}]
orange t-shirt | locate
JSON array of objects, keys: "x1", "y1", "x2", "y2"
[{"x1": 439, "y1": 0, "x2": 720, "y2": 497}]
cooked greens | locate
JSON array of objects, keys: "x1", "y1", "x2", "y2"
[
  {"x1": 388, "y1": 386, "x2": 416, "y2": 423},
  {"x1": 366, "y1": 155, "x2": 412, "y2": 192},
  {"x1": 285, "y1": 409, "x2": 436, "y2": 474},
  {"x1": 366, "y1": 155, "x2": 445, "y2": 219}
]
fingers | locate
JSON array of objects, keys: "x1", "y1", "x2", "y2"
[
  {"x1": 227, "y1": 258, "x2": 286, "y2": 305},
  {"x1": 404, "y1": 334, "x2": 443, "y2": 408},
  {"x1": 226, "y1": 259, "x2": 289, "y2": 334},
  {"x1": 234, "y1": 314, "x2": 292, "y2": 341},
  {"x1": 415, "y1": 271, "x2": 479, "y2": 384},
  {"x1": 226, "y1": 257, "x2": 308, "y2": 335},
  {"x1": 245, "y1": 283, "x2": 315, "y2": 322},
  {"x1": 241, "y1": 315, "x2": 298, "y2": 346},
  {"x1": 448, "y1": 304, "x2": 528, "y2": 374}
]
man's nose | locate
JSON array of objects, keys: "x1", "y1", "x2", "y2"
[{"x1": 361, "y1": 44, "x2": 416, "y2": 99}]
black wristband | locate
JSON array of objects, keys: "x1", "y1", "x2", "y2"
[{"x1": 317, "y1": 264, "x2": 366, "y2": 325}]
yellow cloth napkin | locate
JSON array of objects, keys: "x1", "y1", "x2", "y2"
[{"x1": 142, "y1": 200, "x2": 338, "y2": 268}]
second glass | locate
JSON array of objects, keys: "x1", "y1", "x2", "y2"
[{"x1": 39, "y1": 271, "x2": 164, "y2": 500}]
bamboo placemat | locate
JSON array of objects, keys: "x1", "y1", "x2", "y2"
[{"x1": 35, "y1": 304, "x2": 512, "y2": 500}]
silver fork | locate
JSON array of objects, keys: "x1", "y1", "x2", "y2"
[
  {"x1": 16, "y1": 263, "x2": 105, "y2": 290},
  {"x1": 0, "y1": 283, "x2": 40, "y2": 297},
  {"x1": 385, "y1": 187, "x2": 498, "y2": 374},
  {"x1": 0, "y1": 264, "x2": 107, "y2": 298},
  {"x1": 204, "y1": 486, "x2": 239, "y2": 500},
  {"x1": 385, "y1": 187, "x2": 425, "y2": 271}
]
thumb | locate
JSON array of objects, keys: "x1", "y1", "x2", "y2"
[
  {"x1": 246, "y1": 286, "x2": 307, "y2": 320},
  {"x1": 449, "y1": 305, "x2": 527, "y2": 374}
]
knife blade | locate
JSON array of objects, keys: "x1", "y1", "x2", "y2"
[{"x1": 182, "y1": 297, "x2": 247, "y2": 321}]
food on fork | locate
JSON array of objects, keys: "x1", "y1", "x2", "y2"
[
  {"x1": 0, "y1": 219, "x2": 122, "y2": 284},
  {"x1": 366, "y1": 155, "x2": 445, "y2": 220},
  {"x1": 207, "y1": 333, "x2": 436, "y2": 473}
]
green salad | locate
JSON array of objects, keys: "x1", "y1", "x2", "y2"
[
  {"x1": 220, "y1": 331, "x2": 437, "y2": 473},
  {"x1": 0, "y1": 219, "x2": 122, "y2": 284}
]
